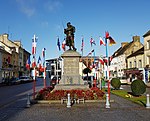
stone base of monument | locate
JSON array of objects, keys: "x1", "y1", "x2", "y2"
[
  {"x1": 54, "y1": 84, "x2": 89, "y2": 90},
  {"x1": 55, "y1": 50, "x2": 89, "y2": 90}
]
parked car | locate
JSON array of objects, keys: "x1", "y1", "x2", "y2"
[
  {"x1": 10, "y1": 77, "x2": 21, "y2": 85},
  {"x1": 19, "y1": 76, "x2": 33, "y2": 83},
  {"x1": 2, "y1": 77, "x2": 21, "y2": 85},
  {"x1": 118, "y1": 77, "x2": 128, "y2": 84}
]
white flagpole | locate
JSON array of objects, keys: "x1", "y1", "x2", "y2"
[{"x1": 32, "y1": 34, "x2": 38, "y2": 99}]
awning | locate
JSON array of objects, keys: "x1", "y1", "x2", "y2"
[{"x1": 124, "y1": 70, "x2": 142, "y2": 74}]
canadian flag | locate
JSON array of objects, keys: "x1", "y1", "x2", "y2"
[
  {"x1": 105, "y1": 31, "x2": 109, "y2": 39},
  {"x1": 100, "y1": 37, "x2": 106, "y2": 46},
  {"x1": 32, "y1": 35, "x2": 38, "y2": 55}
]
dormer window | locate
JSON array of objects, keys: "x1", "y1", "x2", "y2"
[{"x1": 147, "y1": 40, "x2": 150, "y2": 50}]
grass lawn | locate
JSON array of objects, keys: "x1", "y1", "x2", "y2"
[{"x1": 103, "y1": 88, "x2": 147, "y2": 107}]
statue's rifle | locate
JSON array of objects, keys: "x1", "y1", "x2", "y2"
[{"x1": 62, "y1": 22, "x2": 65, "y2": 29}]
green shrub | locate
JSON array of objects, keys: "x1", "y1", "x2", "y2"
[
  {"x1": 131, "y1": 79, "x2": 146, "y2": 96},
  {"x1": 111, "y1": 78, "x2": 121, "y2": 90}
]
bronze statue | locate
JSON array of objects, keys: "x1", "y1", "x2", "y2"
[{"x1": 64, "y1": 22, "x2": 77, "y2": 51}]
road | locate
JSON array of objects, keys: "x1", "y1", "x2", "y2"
[{"x1": 0, "y1": 78, "x2": 48, "y2": 121}]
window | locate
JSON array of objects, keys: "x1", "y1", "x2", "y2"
[
  {"x1": 134, "y1": 61, "x2": 137, "y2": 68},
  {"x1": 19, "y1": 52, "x2": 22, "y2": 59},
  {"x1": 130, "y1": 62, "x2": 132, "y2": 68},
  {"x1": 138, "y1": 60, "x2": 142, "y2": 68},
  {"x1": 147, "y1": 40, "x2": 150, "y2": 49}
]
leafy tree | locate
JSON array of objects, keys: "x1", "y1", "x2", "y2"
[{"x1": 83, "y1": 67, "x2": 92, "y2": 79}]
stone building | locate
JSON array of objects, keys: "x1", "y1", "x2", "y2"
[
  {"x1": 143, "y1": 30, "x2": 150, "y2": 67},
  {"x1": 110, "y1": 36, "x2": 143, "y2": 77},
  {"x1": 0, "y1": 33, "x2": 30, "y2": 83}
]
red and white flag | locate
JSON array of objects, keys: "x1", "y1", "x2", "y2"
[
  {"x1": 32, "y1": 35, "x2": 38, "y2": 55},
  {"x1": 99, "y1": 57, "x2": 104, "y2": 65},
  {"x1": 105, "y1": 31, "x2": 109, "y2": 39},
  {"x1": 62, "y1": 39, "x2": 66, "y2": 51},
  {"x1": 100, "y1": 37, "x2": 106, "y2": 46},
  {"x1": 87, "y1": 49, "x2": 94, "y2": 56}
]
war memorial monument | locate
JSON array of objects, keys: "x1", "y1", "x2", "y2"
[{"x1": 55, "y1": 22, "x2": 89, "y2": 90}]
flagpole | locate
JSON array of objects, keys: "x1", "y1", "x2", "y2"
[
  {"x1": 105, "y1": 33, "x2": 110, "y2": 100},
  {"x1": 42, "y1": 48, "x2": 46, "y2": 88},
  {"x1": 32, "y1": 34, "x2": 37, "y2": 99},
  {"x1": 81, "y1": 36, "x2": 84, "y2": 78},
  {"x1": 44, "y1": 51, "x2": 46, "y2": 88}
]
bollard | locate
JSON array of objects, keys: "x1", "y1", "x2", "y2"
[
  {"x1": 146, "y1": 94, "x2": 150, "y2": 108},
  {"x1": 26, "y1": 93, "x2": 31, "y2": 108},
  {"x1": 67, "y1": 93, "x2": 71, "y2": 108},
  {"x1": 105, "y1": 94, "x2": 110, "y2": 108}
]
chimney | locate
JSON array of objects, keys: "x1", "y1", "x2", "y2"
[
  {"x1": 121, "y1": 42, "x2": 128, "y2": 47},
  {"x1": 132, "y1": 36, "x2": 140, "y2": 42}
]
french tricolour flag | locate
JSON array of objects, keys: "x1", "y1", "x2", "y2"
[
  {"x1": 37, "y1": 56, "x2": 42, "y2": 69},
  {"x1": 62, "y1": 39, "x2": 66, "y2": 51},
  {"x1": 32, "y1": 55, "x2": 36, "y2": 68},
  {"x1": 26, "y1": 57, "x2": 31, "y2": 70},
  {"x1": 42, "y1": 48, "x2": 46, "y2": 58}
]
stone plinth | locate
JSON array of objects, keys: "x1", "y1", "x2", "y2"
[{"x1": 55, "y1": 50, "x2": 89, "y2": 90}]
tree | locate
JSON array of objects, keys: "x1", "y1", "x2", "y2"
[{"x1": 83, "y1": 67, "x2": 92, "y2": 79}]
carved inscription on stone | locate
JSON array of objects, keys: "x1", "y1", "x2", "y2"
[{"x1": 64, "y1": 58, "x2": 79, "y2": 75}]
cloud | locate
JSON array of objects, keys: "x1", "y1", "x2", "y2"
[
  {"x1": 41, "y1": 21, "x2": 49, "y2": 28},
  {"x1": 44, "y1": 0, "x2": 62, "y2": 12},
  {"x1": 16, "y1": 0, "x2": 36, "y2": 17}
]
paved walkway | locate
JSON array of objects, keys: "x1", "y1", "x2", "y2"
[
  {"x1": 1, "y1": 83, "x2": 150, "y2": 121},
  {"x1": 3, "y1": 92, "x2": 150, "y2": 121}
]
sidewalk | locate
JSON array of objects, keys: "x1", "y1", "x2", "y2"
[{"x1": 5, "y1": 93, "x2": 150, "y2": 121}]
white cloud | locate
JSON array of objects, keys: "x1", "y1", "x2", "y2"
[
  {"x1": 44, "y1": 0, "x2": 62, "y2": 12},
  {"x1": 41, "y1": 21, "x2": 49, "y2": 28},
  {"x1": 16, "y1": 0, "x2": 36, "y2": 17}
]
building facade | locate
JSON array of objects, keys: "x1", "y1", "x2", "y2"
[
  {"x1": 110, "y1": 36, "x2": 143, "y2": 78},
  {"x1": 0, "y1": 33, "x2": 30, "y2": 83}
]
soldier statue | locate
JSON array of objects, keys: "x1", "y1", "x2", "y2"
[{"x1": 64, "y1": 22, "x2": 77, "y2": 51}]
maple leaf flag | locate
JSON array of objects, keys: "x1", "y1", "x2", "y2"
[
  {"x1": 100, "y1": 37, "x2": 106, "y2": 46},
  {"x1": 105, "y1": 31, "x2": 109, "y2": 39},
  {"x1": 32, "y1": 35, "x2": 38, "y2": 55}
]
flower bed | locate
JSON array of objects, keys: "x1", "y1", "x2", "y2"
[{"x1": 36, "y1": 86, "x2": 105, "y2": 100}]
